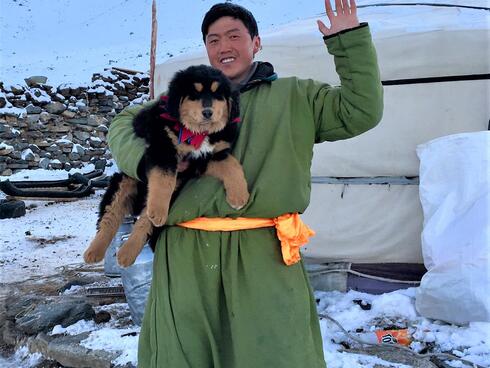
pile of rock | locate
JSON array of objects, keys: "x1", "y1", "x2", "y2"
[{"x1": 0, "y1": 69, "x2": 150, "y2": 176}]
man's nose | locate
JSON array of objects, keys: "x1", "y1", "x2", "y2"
[{"x1": 219, "y1": 38, "x2": 232, "y2": 53}]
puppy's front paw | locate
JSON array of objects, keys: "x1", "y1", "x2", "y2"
[
  {"x1": 226, "y1": 188, "x2": 250, "y2": 210},
  {"x1": 147, "y1": 204, "x2": 168, "y2": 227}
]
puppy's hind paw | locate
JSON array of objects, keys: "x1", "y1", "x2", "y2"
[
  {"x1": 83, "y1": 247, "x2": 105, "y2": 264},
  {"x1": 117, "y1": 248, "x2": 137, "y2": 268}
]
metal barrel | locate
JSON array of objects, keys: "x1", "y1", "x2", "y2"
[
  {"x1": 120, "y1": 244, "x2": 154, "y2": 325},
  {"x1": 104, "y1": 216, "x2": 135, "y2": 277}
]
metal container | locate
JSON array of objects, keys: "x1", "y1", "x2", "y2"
[
  {"x1": 104, "y1": 216, "x2": 134, "y2": 277},
  {"x1": 120, "y1": 244, "x2": 153, "y2": 325}
]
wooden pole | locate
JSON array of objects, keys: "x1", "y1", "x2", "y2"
[{"x1": 149, "y1": 0, "x2": 157, "y2": 100}]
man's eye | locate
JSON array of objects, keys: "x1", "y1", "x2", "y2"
[
  {"x1": 208, "y1": 39, "x2": 218, "y2": 45},
  {"x1": 230, "y1": 35, "x2": 239, "y2": 40}
]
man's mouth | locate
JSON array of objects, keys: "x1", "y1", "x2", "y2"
[{"x1": 220, "y1": 57, "x2": 235, "y2": 64}]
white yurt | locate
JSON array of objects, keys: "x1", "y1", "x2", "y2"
[{"x1": 154, "y1": 0, "x2": 490, "y2": 293}]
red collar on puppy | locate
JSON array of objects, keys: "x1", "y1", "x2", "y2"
[{"x1": 158, "y1": 95, "x2": 241, "y2": 149}]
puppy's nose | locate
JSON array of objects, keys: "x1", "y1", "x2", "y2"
[{"x1": 202, "y1": 108, "x2": 213, "y2": 119}]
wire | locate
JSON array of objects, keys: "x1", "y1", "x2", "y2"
[{"x1": 309, "y1": 268, "x2": 421, "y2": 285}]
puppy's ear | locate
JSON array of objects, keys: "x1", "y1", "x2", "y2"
[
  {"x1": 228, "y1": 90, "x2": 240, "y2": 122},
  {"x1": 167, "y1": 69, "x2": 187, "y2": 119}
]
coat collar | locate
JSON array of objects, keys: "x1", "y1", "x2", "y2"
[{"x1": 240, "y1": 62, "x2": 278, "y2": 93}]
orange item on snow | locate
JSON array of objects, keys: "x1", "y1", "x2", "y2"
[
  {"x1": 177, "y1": 213, "x2": 315, "y2": 266},
  {"x1": 374, "y1": 329, "x2": 412, "y2": 346}
]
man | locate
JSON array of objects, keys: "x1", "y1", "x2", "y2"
[{"x1": 108, "y1": 1, "x2": 383, "y2": 366}]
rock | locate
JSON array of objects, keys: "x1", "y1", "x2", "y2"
[
  {"x1": 93, "y1": 159, "x2": 107, "y2": 171},
  {"x1": 45, "y1": 102, "x2": 67, "y2": 114},
  {"x1": 27, "y1": 114, "x2": 40, "y2": 124},
  {"x1": 87, "y1": 114, "x2": 108, "y2": 127},
  {"x1": 10, "y1": 85, "x2": 25, "y2": 95},
  {"x1": 39, "y1": 157, "x2": 50, "y2": 169},
  {"x1": 69, "y1": 152, "x2": 80, "y2": 161},
  {"x1": 39, "y1": 111, "x2": 51, "y2": 122},
  {"x1": 15, "y1": 300, "x2": 95, "y2": 335},
  {"x1": 94, "y1": 311, "x2": 111, "y2": 324},
  {"x1": 67, "y1": 118, "x2": 88, "y2": 126},
  {"x1": 25, "y1": 76, "x2": 48, "y2": 87},
  {"x1": 50, "y1": 160, "x2": 63, "y2": 170},
  {"x1": 8, "y1": 161, "x2": 29, "y2": 169},
  {"x1": 89, "y1": 137, "x2": 103, "y2": 148},
  {"x1": 26, "y1": 104, "x2": 42, "y2": 114},
  {"x1": 74, "y1": 131, "x2": 90, "y2": 141},
  {"x1": 64, "y1": 162, "x2": 72, "y2": 171},
  {"x1": 62, "y1": 110, "x2": 77, "y2": 119},
  {"x1": 72, "y1": 144, "x2": 86, "y2": 156},
  {"x1": 0, "y1": 199, "x2": 26, "y2": 219},
  {"x1": 29, "y1": 144, "x2": 41, "y2": 153},
  {"x1": 1, "y1": 168, "x2": 12, "y2": 176},
  {"x1": 57, "y1": 85, "x2": 71, "y2": 97},
  {"x1": 0, "y1": 143, "x2": 14, "y2": 155},
  {"x1": 21, "y1": 149, "x2": 35, "y2": 161},
  {"x1": 2, "y1": 320, "x2": 25, "y2": 346},
  {"x1": 9, "y1": 151, "x2": 22, "y2": 159},
  {"x1": 46, "y1": 144, "x2": 59, "y2": 152},
  {"x1": 53, "y1": 93, "x2": 66, "y2": 102},
  {"x1": 5, "y1": 295, "x2": 44, "y2": 321},
  {"x1": 0, "y1": 95, "x2": 7, "y2": 108},
  {"x1": 95, "y1": 124, "x2": 108, "y2": 133},
  {"x1": 43, "y1": 332, "x2": 117, "y2": 368},
  {"x1": 48, "y1": 124, "x2": 70, "y2": 133}
]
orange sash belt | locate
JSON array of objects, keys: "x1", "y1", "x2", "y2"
[{"x1": 177, "y1": 213, "x2": 315, "y2": 266}]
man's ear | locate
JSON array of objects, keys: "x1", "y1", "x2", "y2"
[{"x1": 252, "y1": 36, "x2": 261, "y2": 56}]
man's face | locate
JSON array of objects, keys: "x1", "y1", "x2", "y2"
[{"x1": 205, "y1": 16, "x2": 261, "y2": 84}]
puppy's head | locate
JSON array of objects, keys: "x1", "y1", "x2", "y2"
[{"x1": 167, "y1": 65, "x2": 239, "y2": 134}]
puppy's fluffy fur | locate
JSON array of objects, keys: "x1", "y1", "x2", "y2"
[{"x1": 84, "y1": 65, "x2": 249, "y2": 267}]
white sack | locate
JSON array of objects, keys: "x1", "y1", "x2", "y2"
[{"x1": 415, "y1": 132, "x2": 490, "y2": 324}]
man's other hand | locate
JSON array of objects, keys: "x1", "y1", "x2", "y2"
[{"x1": 317, "y1": 0, "x2": 360, "y2": 37}]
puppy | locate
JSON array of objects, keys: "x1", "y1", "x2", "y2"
[{"x1": 84, "y1": 65, "x2": 249, "y2": 267}]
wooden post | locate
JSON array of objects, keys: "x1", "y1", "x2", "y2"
[{"x1": 149, "y1": 0, "x2": 158, "y2": 100}]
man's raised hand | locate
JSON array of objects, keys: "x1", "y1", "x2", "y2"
[{"x1": 317, "y1": 0, "x2": 360, "y2": 37}]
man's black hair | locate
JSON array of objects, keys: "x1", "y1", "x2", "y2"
[{"x1": 201, "y1": 3, "x2": 259, "y2": 42}]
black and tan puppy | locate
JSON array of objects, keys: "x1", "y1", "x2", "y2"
[{"x1": 84, "y1": 65, "x2": 249, "y2": 267}]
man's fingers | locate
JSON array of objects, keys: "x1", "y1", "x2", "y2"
[
  {"x1": 317, "y1": 20, "x2": 330, "y2": 35},
  {"x1": 335, "y1": 0, "x2": 344, "y2": 14},
  {"x1": 350, "y1": 0, "x2": 357, "y2": 15},
  {"x1": 342, "y1": 0, "x2": 350, "y2": 14},
  {"x1": 324, "y1": 0, "x2": 334, "y2": 17}
]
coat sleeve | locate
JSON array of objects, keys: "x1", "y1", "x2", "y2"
[
  {"x1": 308, "y1": 23, "x2": 384, "y2": 143},
  {"x1": 107, "y1": 104, "x2": 146, "y2": 180}
]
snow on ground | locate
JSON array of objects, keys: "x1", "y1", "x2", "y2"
[
  {"x1": 1, "y1": 168, "x2": 489, "y2": 367},
  {"x1": 0, "y1": 163, "x2": 118, "y2": 283}
]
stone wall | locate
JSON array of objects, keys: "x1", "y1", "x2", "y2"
[{"x1": 0, "y1": 68, "x2": 150, "y2": 176}]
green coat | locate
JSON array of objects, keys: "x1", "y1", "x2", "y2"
[{"x1": 108, "y1": 24, "x2": 383, "y2": 368}]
